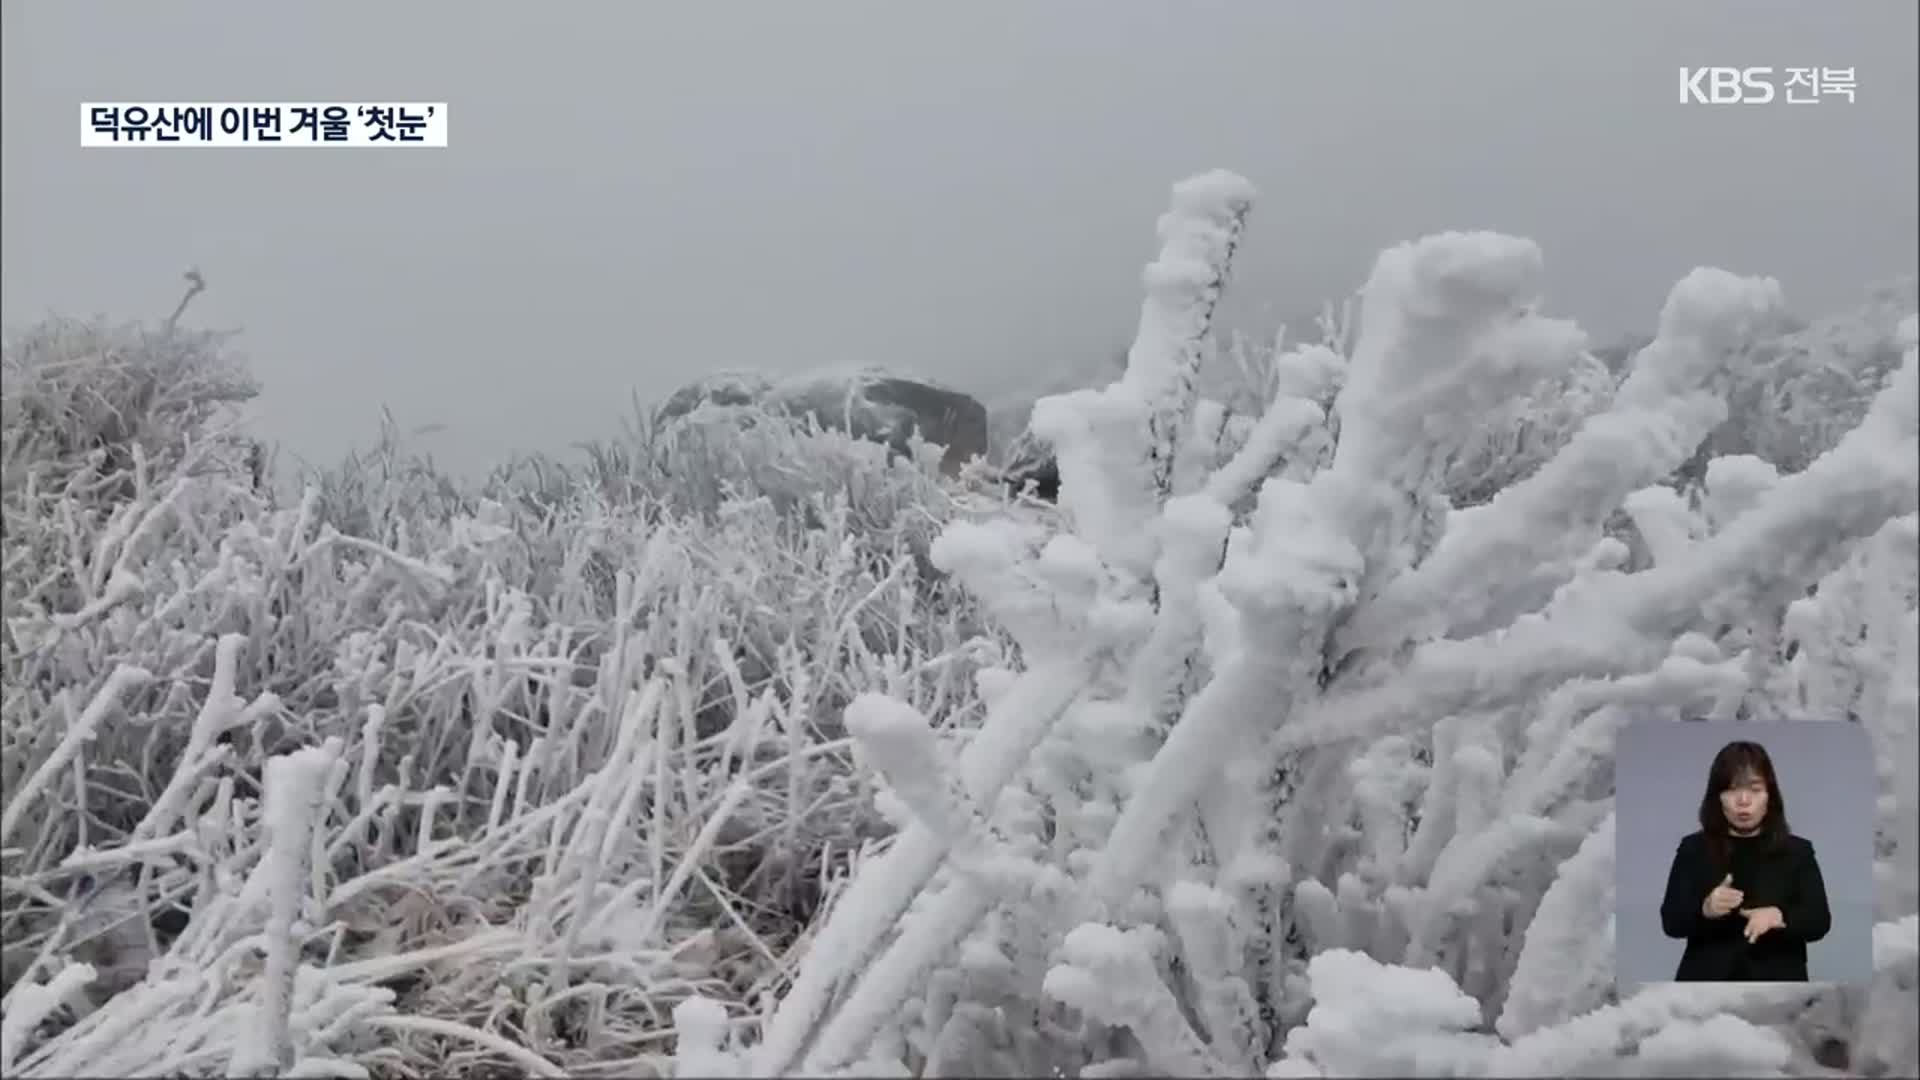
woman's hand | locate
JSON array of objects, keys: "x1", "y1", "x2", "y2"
[
  {"x1": 1702, "y1": 873, "x2": 1745, "y2": 919},
  {"x1": 1741, "y1": 905, "x2": 1786, "y2": 943}
]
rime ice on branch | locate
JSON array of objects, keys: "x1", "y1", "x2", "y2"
[{"x1": 1030, "y1": 169, "x2": 1254, "y2": 580}]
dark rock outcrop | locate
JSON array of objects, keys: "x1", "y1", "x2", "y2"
[
  {"x1": 1000, "y1": 429, "x2": 1060, "y2": 502},
  {"x1": 658, "y1": 368, "x2": 989, "y2": 476},
  {"x1": 659, "y1": 371, "x2": 775, "y2": 417}
]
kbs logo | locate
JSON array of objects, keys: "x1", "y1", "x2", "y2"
[
  {"x1": 1679, "y1": 67, "x2": 1857, "y2": 105},
  {"x1": 1680, "y1": 67, "x2": 1775, "y2": 104}
]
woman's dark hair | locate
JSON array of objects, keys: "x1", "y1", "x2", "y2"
[{"x1": 1698, "y1": 739, "x2": 1790, "y2": 870}]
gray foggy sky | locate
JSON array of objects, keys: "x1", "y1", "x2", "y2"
[{"x1": 4, "y1": 1, "x2": 1915, "y2": 476}]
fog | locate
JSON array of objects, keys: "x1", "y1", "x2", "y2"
[{"x1": 4, "y1": 0, "x2": 1915, "y2": 475}]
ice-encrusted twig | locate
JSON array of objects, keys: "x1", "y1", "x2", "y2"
[
  {"x1": 0, "y1": 665, "x2": 151, "y2": 848},
  {"x1": 231, "y1": 741, "x2": 340, "y2": 1077},
  {"x1": 1031, "y1": 169, "x2": 1254, "y2": 579},
  {"x1": 752, "y1": 659, "x2": 1092, "y2": 1075}
]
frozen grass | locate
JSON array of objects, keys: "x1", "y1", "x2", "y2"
[{"x1": 1, "y1": 313, "x2": 1023, "y2": 1076}]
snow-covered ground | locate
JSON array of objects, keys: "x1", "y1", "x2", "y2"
[{"x1": 2, "y1": 170, "x2": 1915, "y2": 1078}]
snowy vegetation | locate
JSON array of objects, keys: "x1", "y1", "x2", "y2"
[{"x1": 2, "y1": 170, "x2": 1915, "y2": 1078}]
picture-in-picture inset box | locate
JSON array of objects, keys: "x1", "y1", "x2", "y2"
[{"x1": 1615, "y1": 719, "x2": 1875, "y2": 989}]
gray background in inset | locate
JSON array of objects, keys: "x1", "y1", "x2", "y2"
[{"x1": 1615, "y1": 719, "x2": 1876, "y2": 987}]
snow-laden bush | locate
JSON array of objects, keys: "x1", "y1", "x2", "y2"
[
  {"x1": 2, "y1": 170, "x2": 1914, "y2": 1079},
  {"x1": 0, "y1": 281, "x2": 259, "y2": 499},
  {"x1": 1, "y1": 303, "x2": 263, "y2": 651},
  {"x1": 0, "y1": 323, "x2": 1006, "y2": 1074},
  {"x1": 1705, "y1": 275, "x2": 1917, "y2": 475},
  {"x1": 738, "y1": 171, "x2": 1919, "y2": 1079}
]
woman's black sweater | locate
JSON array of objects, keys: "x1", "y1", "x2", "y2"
[{"x1": 1659, "y1": 829, "x2": 1831, "y2": 982}]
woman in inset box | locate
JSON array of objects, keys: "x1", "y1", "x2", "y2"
[{"x1": 1659, "y1": 740, "x2": 1831, "y2": 981}]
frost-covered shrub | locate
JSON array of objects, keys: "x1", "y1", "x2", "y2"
[
  {"x1": 645, "y1": 400, "x2": 954, "y2": 538},
  {"x1": 0, "y1": 310, "x2": 1004, "y2": 1076},
  {"x1": 0, "y1": 309, "x2": 259, "y2": 495},
  {"x1": 1, "y1": 311, "x2": 262, "y2": 641},
  {"x1": 1444, "y1": 347, "x2": 1617, "y2": 508},
  {"x1": 1705, "y1": 275, "x2": 1916, "y2": 475},
  {"x1": 742, "y1": 171, "x2": 1919, "y2": 1080}
]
